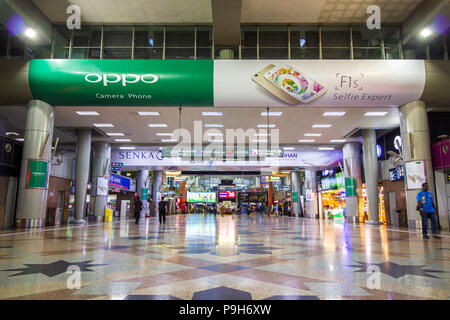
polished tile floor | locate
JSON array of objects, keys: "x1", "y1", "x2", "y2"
[{"x1": 0, "y1": 213, "x2": 449, "y2": 300}]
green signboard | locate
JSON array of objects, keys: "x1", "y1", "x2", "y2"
[
  {"x1": 292, "y1": 192, "x2": 298, "y2": 203},
  {"x1": 141, "y1": 188, "x2": 148, "y2": 201},
  {"x1": 28, "y1": 59, "x2": 214, "y2": 106},
  {"x1": 27, "y1": 160, "x2": 48, "y2": 188},
  {"x1": 345, "y1": 178, "x2": 357, "y2": 197}
]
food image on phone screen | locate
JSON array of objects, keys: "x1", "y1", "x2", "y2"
[{"x1": 263, "y1": 64, "x2": 327, "y2": 104}]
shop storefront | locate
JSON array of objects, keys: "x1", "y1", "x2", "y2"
[
  {"x1": 432, "y1": 138, "x2": 450, "y2": 230},
  {"x1": 108, "y1": 173, "x2": 135, "y2": 218},
  {"x1": 318, "y1": 170, "x2": 346, "y2": 219},
  {"x1": 0, "y1": 136, "x2": 21, "y2": 229},
  {"x1": 360, "y1": 183, "x2": 386, "y2": 224}
]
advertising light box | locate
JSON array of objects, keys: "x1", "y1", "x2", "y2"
[
  {"x1": 218, "y1": 191, "x2": 236, "y2": 199},
  {"x1": 187, "y1": 192, "x2": 216, "y2": 203}
]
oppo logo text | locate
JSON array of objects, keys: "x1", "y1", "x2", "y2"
[{"x1": 85, "y1": 73, "x2": 159, "y2": 86}]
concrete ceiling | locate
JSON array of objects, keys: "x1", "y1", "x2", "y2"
[
  {"x1": 0, "y1": 105, "x2": 400, "y2": 148},
  {"x1": 241, "y1": 0, "x2": 424, "y2": 24},
  {"x1": 30, "y1": 0, "x2": 425, "y2": 25},
  {"x1": 31, "y1": 0, "x2": 213, "y2": 24}
]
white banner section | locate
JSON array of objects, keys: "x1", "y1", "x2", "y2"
[{"x1": 214, "y1": 60, "x2": 425, "y2": 107}]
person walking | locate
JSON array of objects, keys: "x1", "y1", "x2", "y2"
[
  {"x1": 158, "y1": 196, "x2": 168, "y2": 224},
  {"x1": 259, "y1": 203, "x2": 265, "y2": 218},
  {"x1": 148, "y1": 198, "x2": 156, "y2": 217},
  {"x1": 416, "y1": 183, "x2": 439, "y2": 239},
  {"x1": 134, "y1": 196, "x2": 144, "y2": 225},
  {"x1": 180, "y1": 201, "x2": 186, "y2": 215}
]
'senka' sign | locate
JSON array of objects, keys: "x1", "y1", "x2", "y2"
[{"x1": 117, "y1": 150, "x2": 164, "y2": 161}]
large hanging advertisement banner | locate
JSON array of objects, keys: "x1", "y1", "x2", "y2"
[
  {"x1": 28, "y1": 60, "x2": 425, "y2": 107},
  {"x1": 110, "y1": 148, "x2": 343, "y2": 168},
  {"x1": 214, "y1": 60, "x2": 425, "y2": 107}
]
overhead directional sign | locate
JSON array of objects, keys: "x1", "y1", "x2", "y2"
[{"x1": 111, "y1": 162, "x2": 123, "y2": 171}]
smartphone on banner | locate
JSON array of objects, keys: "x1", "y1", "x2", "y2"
[{"x1": 252, "y1": 64, "x2": 327, "y2": 105}]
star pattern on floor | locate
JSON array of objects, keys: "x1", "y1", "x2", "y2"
[
  {"x1": 0, "y1": 214, "x2": 449, "y2": 300},
  {"x1": 345, "y1": 261, "x2": 447, "y2": 279},
  {"x1": 2, "y1": 260, "x2": 107, "y2": 277}
]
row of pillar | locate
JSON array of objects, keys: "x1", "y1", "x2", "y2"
[
  {"x1": 299, "y1": 100, "x2": 435, "y2": 228},
  {"x1": 12, "y1": 99, "x2": 435, "y2": 229},
  {"x1": 14, "y1": 99, "x2": 163, "y2": 227}
]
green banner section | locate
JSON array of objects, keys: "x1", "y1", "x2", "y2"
[
  {"x1": 27, "y1": 160, "x2": 48, "y2": 188},
  {"x1": 345, "y1": 178, "x2": 357, "y2": 197},
  {"x1": 141, "y1": 188, "x2": 148, "y2": 201},
  {"x1": 292, "y1": 192, "x2": 298, "y2": 203},
  {"x1": 28, "y1": 59, "x2": 214, "y2": 106}
]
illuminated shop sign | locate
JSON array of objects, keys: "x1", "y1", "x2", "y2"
[
  {"x1": 218, "y1": 191, "x2": 236, "y2": 199},
  {"x1": 108, "y1": 173, "x2": 131, "y2": 190},
  {"x1": 376, "y1": 144, "x2": 382, "y2": 158},
  {"x1": 394, "y1": 136, "x2": 402, "y2": 151}
]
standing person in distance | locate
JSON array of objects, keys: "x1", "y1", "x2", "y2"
[
  {"x1": 148, "y1": 198, "x2": 156, "y2": 217},
  {"x1": 134, "y1": 196, "x2": 144, "y2": 225},
  {"x1": 416, "y1": 183, "x2": 439, "y2": 239},
  {"x1": 158, "y1": 196, "x2": 168, "y2": 224}
]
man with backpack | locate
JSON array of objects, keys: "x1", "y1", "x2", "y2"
[{"x1": 158, "y1": 196, "x2": 168, "y2": 224}]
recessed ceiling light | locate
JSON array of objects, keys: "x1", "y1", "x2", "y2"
[
  {"x1": 323, "y1": 112, "x2": 346, "y2": 116},
  {"x1": 6, "y1": 132, "x2": 19, "y2": 136},
  {"x1": 202, "y1": 112, "x2": 223, "y2": 116},
  {"x1": 120, "y1": 147, "x2": 135, "y2": 150},
  {"x1": 106, "y1": 133, "x2": 125, "y2": 136},
  {"x1": 76, "y1": 111, "x2": 99, "y2": 116},
  {"x1": 261, "y1": 112, "x2": 282, "y2": 116},
  {"x1": 312, "y1": 124, "x2": 332, "y2": 128},
  {"x1": 330, "y1": 139, "x2": 346, "y2": 143},
  {"x1": 15, "y1": 138, "x2": 24, "y2": 142},
  {"x1": 283, "y1": 147, "x2": 295, "y2": 150},
  {"x1": 148, "y1": 124, "x2": 168, "y2": 128},
  {"x1": 420, "y1": 28, "x2": 432, "y2": 38},
  {"x1": 304, "y1": 133, "x2": 322, "y2": 137},
  {"x1": 364, "y1": 112, "x2": 388, "y2": 116},
  {"x1": 253, "y1": 139, "x2": 268, "y2": 143},
  {"x1": 207, "y1": 132, "x2": 223, "y2": 136},
  {"x1": 319, "y1": 147, "x2": 335, "y2": 150},
  {"x1": 161, "y1": 139, "x2": 177, "y2": 142},
  {"x1": 93, "y1": 123, "x2": 114, "y2": 127},
  {"x1": 205, "y1": 124, "x2": 223, "y2": 128},
  {"x1": 24, "y1": 28, "x2": 36, "y2": 38},
  {"x1": 257, "y1": 124, "x2": 276, "y2": 128},
  {"x1": 208, "y1": 139, "x2": 224, "y2": 143},
  {"x1": 138, "y1": 111, "x2": 160, "y2": 116},
  {"x1": 114, "y1": 139, "x2": 132, "y2": 142},
  {"x1": 298, "y1": 139, "x2": 315, "y2": 142},
  {"x1": 156, "y1": 133, "x2": 173, "y2": 136}
]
